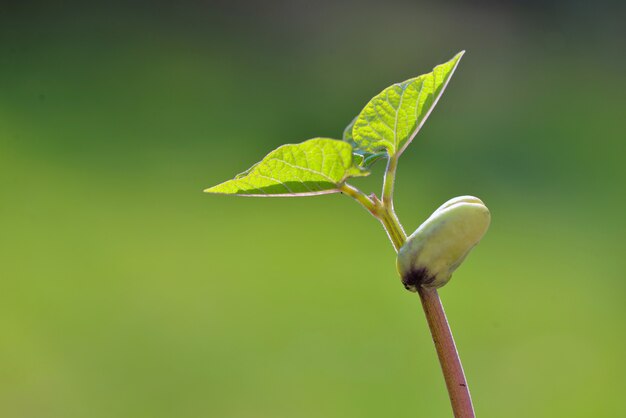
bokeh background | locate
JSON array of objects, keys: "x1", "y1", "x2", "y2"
[{"x1": 1, "y1": 1, "x2": 625, "y2": 417}]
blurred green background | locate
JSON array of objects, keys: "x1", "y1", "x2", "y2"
[{"x1": 1, "y1": 1, "x2": 625, "y2": 417}]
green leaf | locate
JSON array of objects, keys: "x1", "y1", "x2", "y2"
[
  {"x1": 204, "y1": 138, "x2": 368, "y2": 197},
  {"x1": 343, "y1": 116, "x2": 388, "y2": 169},
  {"x1": 351, "y1": 51, "x2": 464, "y2": 157},
  {"x1": 362, "y1": 152, "x2": 387, "y2": 167}
]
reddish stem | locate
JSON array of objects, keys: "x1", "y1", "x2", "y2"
[{"x1": 418, "y1": 288, "x2": 475, "y2": 418}]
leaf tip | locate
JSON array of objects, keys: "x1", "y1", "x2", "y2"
[
  {"x1": 451, "y1": 50, "x2": 466, "y2": 65},
  {"x1": 203, "y1": 184, "x2": 225, "y2": 194}
]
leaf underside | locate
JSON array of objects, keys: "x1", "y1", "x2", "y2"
[
  {"x1": 349, "y1": 51, "x2": 464, "y2": 157},
  {"x1": 204, "y1": 138, "x2": 368, "y2": 196}
]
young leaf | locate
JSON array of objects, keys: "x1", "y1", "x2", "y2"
[
  {"x1": 350, "y1": 51, "x2": 464, "y2": 157},
  {"x1": 343, "y1": 116, "x2": 388, "y2": 169},
  {"x1": 204, "y1": 138, "x2": 368, "y2": 197}
]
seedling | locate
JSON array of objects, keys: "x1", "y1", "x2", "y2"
[{"x1": 206, "y1": 51, "x2": 489, "y2": 418}]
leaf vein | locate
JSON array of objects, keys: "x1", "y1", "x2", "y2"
[{"x1": 269, "y1": 157, "x2": 336, "y2": 183}]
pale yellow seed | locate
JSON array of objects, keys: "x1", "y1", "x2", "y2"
[{"x1": 397, "y1": 196, "x2": 491, "y2": 291}]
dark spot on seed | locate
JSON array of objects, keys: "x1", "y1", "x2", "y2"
[{"x1": 402, "y1": 267, "x2": 436, "y2": 292}]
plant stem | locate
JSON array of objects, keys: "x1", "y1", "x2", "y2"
[
  {"x1": 382, "y1": 155, "x2": 399, "y2": 207},
  {"x1": 418, "y1": 288, "x2": 475, "y2": 418},
  {"x1": 379, "y1": 208, "x2": 406, "y2": 251},
  {"x1": 383, "y1": 211, "x2": 475, "y2": 418},
  {"x1": 340, "y1": 183, "x2": 378, "y2": 216},
  {"x1": 384, "y1": 213, "x2": 475, "y2": 418},
  {"x1": 342, "y1": 178, "x2": 476, "y2": 418}
]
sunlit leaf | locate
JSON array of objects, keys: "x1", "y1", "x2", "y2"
[
  {"x1": 205, "y1": 138, "x2": 368, "y2": 197},
  {"x1": 351, "y1": 51, "x2": 464, "y2": 157},
  {"x1": 343, "y1": 116, "x2": 388, "y2": 169}
]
